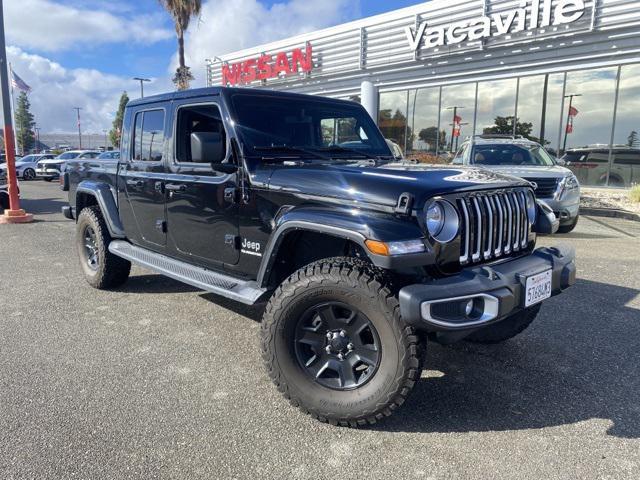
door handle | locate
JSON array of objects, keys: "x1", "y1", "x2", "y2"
[
  {"x1": 165, "y1": 183, "x2": 187, "y2": 192},
  {"x1": 126, "y1": 179, "x2": 144, "y2": 188}
]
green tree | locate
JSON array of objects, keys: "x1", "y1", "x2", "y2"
[
  {"x1": 483, "y1": 116, "x2": 544, "y2": 144},
  {"x1": 628, "y1": 130, "x2": 638, "y2": 147},
  {"x1": 158, "y1": 0, "x2": 202, "y2": 90},
  {"x1": 109, "y1": 91, "x2": 129, "y2": 148},
  {"x1": 418, "y1": 126, "x2": 446, "y2": 151},
  {"x1": 15, "y1": 92, "x2": 35, "y2": 154}
]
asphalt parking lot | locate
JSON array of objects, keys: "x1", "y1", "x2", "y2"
[{"x1": 1, "y1": 181, "x2": 639, "y2": 479}]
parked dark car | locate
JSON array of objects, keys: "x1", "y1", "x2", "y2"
[{"x1": 62, "y1": 87, "x2": 575, "y2": 426}]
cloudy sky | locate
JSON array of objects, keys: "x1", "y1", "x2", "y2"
[{"x1": 4, "y1": 0, "x2": 421, "y2": 133}]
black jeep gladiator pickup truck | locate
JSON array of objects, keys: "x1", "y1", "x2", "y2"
[{"x1": 62, "y1": 87, "x2": 575, "y2": 426}]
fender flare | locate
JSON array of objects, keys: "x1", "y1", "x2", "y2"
[
  {"x1": 76, "y1": 180, "x2": 126, "y2": 238},
  {"x1": 255, "y1": 207, "x2": 432, "y2": 287}
]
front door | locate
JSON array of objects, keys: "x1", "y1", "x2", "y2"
[
  {"x1": 118, "y1": 107, "x2": 168, "y2": 249},
  {"x1": 165, "y1": 101, "x2": 240, "y2": 269}
]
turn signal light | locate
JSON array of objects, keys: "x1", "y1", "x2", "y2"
[{"x1": 365, "y1": 240, "x2": 390, "y2": 256}]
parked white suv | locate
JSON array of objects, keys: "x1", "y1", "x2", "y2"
[
  {"x1": 0, "y1": 153, "x2": 55, "y2": 181},
  {"x1": 36, "y1": 150, "x2": 100, "y2": 181},
  {"x1": 453, "y1": 135, "x2": 581, "y2": 233}
]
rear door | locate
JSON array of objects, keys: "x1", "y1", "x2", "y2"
[{"x1": 118, "y1": 106, "x2": 168, "y2": 250}]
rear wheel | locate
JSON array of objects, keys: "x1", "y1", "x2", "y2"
[
  {"x1": 43, "y1": 177, "x2": 53, "y2": 182},
  {"x1": 466, "y1": 304, "x2": 541, "y2": 344},
  {"x1": 22, "y1": 168, "x2": 36, "y2": 180},
  {"x1": 76, "y1": 206, "x2": 131, "y2": 289},
  {"x1": 261, "y1": 257, "x2": 421, "y2": 426}
]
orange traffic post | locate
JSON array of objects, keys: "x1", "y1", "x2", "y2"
[{"x1": 0, "y1": 0, "x2": 33, "y2": 224}]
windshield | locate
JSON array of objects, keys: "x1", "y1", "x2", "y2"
[
  {"x1": 17, "y1": 155, "x2": 37, "y2": 163},
  {"x1": 230, "y1": 94, "x2": 392, "y2": 159},
  {"x1": 471, "y1": 144, "x2": 555, "y2": 167},
  {"x1": 56, "y1": 152, "x2": 81, "y2": 160}
]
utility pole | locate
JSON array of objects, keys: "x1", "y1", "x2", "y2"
[
  {"x1": 0, "y1": 0, "x2": 32, "y2": 223},
  {"x1": 102, "y1": 129, "x2": 108, "y2": 150},
  {"x1": 34, "y1": 126, "x2": 40, "y2": 153},
  {"x1": 562, "y1": 93, "x2": 581, "y2": 154},
  {"x1": 73, "y1": 107, "x2": 82, "y2": 148},
  {"x1": 133, "y1": 77, "x2": 150, "y2": 98}
]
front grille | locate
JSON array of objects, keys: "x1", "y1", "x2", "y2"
[
  {"x1": 457, "y1": 189, "x2": 531, "y2": 265},
  {"x1": 523, "y1": 177, "x2": 559, "y2": 198}
]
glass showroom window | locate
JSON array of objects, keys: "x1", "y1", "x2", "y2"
[
  {"x1": 407, "y1": 87, "x2": 441, "y2": 162},
  {"x1": 440, "y1": 83, "x2": 476, "y2": 153},
  {"x1": 515, "y1": 75, "x2": 545, "y2": 144},
  {"x1": 562, "y1": 67, "x2": 617, "y2": 186},
  {"x1": 611, "y1": 64, "x2": 640, "y2": 188},
  {"x1": 476, "y1": 78, "x2": 517, "y2": 136},
  {"x1": 379, "y1": 91, "x2": 409, "y2": 154},
  {"x1": 541, "y1": 73, "x2": 566, "y2": 156}
]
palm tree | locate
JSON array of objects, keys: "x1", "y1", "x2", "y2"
[{"x1": 158, "y1": 0, "x2": 202, "y2": 90}]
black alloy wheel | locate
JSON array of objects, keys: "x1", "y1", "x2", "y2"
[
  {"x1": 294, "y1": 302, "x2": 381, "y2": 390},
  {"x1": 82, "y1": 225, "x2": 99, "y2": 270}
]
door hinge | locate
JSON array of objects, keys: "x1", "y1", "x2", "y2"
[
  {"x1": 224, "y1": 187, "x2": 237, "y2": 204},
  {"x1": 225, "y1": 234, "x2": 240, "y2": 249},
  {"x1": 156, "y1": 220, "x2": 167, "y2": 233}
]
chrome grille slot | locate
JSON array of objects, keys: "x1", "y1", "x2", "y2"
[{"x1": 458, "y1": 189, "x2": 531, "y2": 266}]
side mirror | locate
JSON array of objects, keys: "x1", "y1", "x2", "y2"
[
  {"x1": 555, "y1": 158, "x2": 566, "y2": 166},
  {"x1": 533, "y1": 199, "x2": 559, "y2": 235}
]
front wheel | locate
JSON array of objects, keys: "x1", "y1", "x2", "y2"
[
  {"x1": 261, "y1": 257, "x2": 421, "y2": 427},
  {"x1": 558, "y1": 215, "x2": 579, "y2": 234},
  {"x1": 76, "y1": 206, "x2": 131, "y2": 289},
  {"x1": 22, "y1": 168, "x2": 36, "y2": 180}
]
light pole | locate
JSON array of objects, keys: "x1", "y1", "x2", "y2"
[
  {"x1": 445, "y1": 106, "x2": 465, "y2": 152},
  {"x1": 34, "y1": 126, "x2": 40, "y2": 153},
  {"x1": 0, "y1": 0, "x2": 33, "y2": 223},
  {"x1": 562, "y1": 93, "x2": 582, "y2": 154},
  {"x1": 133, "y1": 77, "x2": 150, "y2": 98},
  {"x1": 102, "y1": 129, "x2": 108, "y2": 150},
  {"x1": 73, "y1": 107, "x2": 82, "y2": 148}
]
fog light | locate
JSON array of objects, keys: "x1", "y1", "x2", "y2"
[{"x1": 464, "y1": 299, "x2": 474, "y2": 317}]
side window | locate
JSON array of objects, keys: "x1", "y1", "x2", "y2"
[
  {"x1": 175, "y1": 104, "x2": 226, "y2": 163},
  {"x1": 132, "y1": 109, "x2": 165, "y2": 162}
]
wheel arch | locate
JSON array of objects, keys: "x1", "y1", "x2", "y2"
[{"x1": 75, "y1": 181, "x2": 126, "y2": 238}]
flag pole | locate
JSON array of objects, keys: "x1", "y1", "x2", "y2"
[
  {"x1": 0, "y1": 0, "x2": 33, "y2": 223},
  {"x1": 8, "y1": 61, "x2": 19, "y2": 155}
]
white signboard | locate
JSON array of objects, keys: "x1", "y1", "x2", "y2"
[{"x1": 406, "y1": 0, "x2": 586, "y2": 51}]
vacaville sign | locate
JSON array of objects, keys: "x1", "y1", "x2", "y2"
[
  {"x1": 221, "y1": 44, "x2": 313, "y2": 86},
  {"x1": 405, "y1": 0, "x2": 586, "y2": 52}
]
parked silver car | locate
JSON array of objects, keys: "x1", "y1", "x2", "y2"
[
  {"x1": 452, "y1": 135, "x2": 581, "y2": 233},
  {"x1": 36, "y1": 150, "x2": 100, "y2": 181},
  {"x1": 0, "y1": 153, "x2": 55, "y2": 180}
]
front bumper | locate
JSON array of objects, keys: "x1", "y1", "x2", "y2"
[
  {"x1": 35, "y1": 168, "x2": 61, "y2": 178},
  {"x1": 399, "y1": 244, "x2": 576, "y2": 331},
  {"x1": 540, "y1": 195, "x2": 580, "y2": 225}
]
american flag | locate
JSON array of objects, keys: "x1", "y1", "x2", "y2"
[{"x1": 11, "y1": 70, "x2": 31, "y2": 93}]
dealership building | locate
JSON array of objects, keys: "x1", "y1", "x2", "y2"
[{"x1": 207, "y1": 0, "x2": 640, "y2": 187}]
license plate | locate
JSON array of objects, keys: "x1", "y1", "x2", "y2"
[{"x1": 524, "y1": 270, "x2": 552, "y2": 307}]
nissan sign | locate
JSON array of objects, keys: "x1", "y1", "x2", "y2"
[{"x1": 221, "y1": 44, "x2": 313, "y2": 86}]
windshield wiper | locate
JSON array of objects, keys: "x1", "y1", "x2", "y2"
[{"x1": 253, "y1": 145, "x2": 330, "y2": 160}]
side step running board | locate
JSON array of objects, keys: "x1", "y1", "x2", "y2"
[{"x1": 108, "y1": 240, "x2": 266, "y2": 305}]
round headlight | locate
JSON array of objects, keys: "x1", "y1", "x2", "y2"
[
  {"x1": 425, "y1": 200, "x2": 459, "y2": 243},
  {"x1": 426, "y1": 202, "x2": 445, "y2": 236},
  {"x1": 526, "y1": 191, "x2": 537, "y2": 225}
]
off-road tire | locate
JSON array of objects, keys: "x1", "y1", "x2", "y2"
[
  {"x1": 466, "y1": 304, "x2": 542, "y2": 344},
  {"x1": 76, "y1": 206, "x2": 131, "y2": 289},
  {"x1": 558, "y1": 215, "x2": 579, "y2": 234},
  {"x1": 261, "y1": 257, "x2": 422, "y2": 427}
]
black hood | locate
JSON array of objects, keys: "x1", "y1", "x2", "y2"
[{"x1": 265, "y1": 162, "x2": 530, "y2": 209}]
